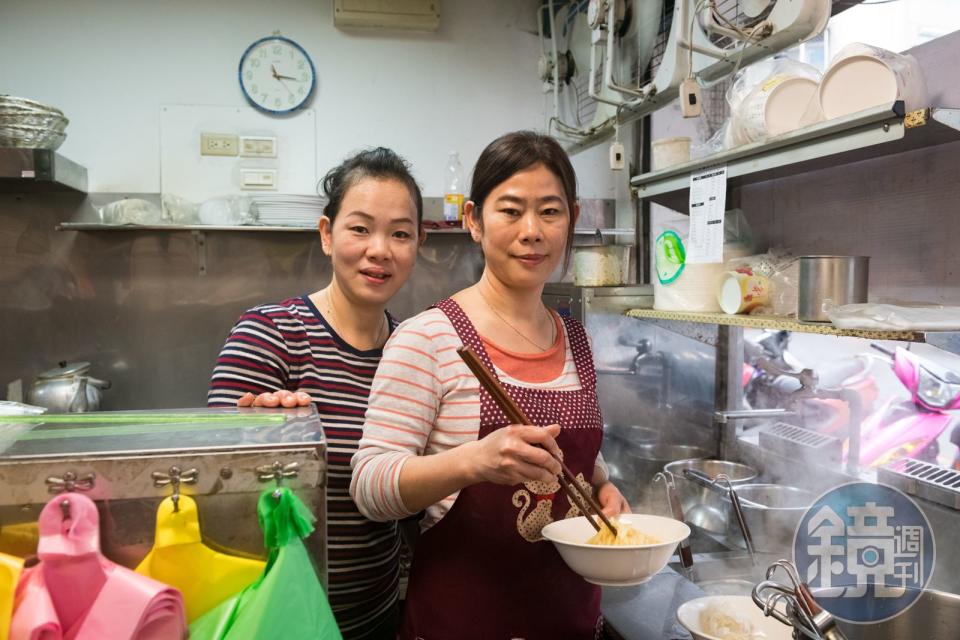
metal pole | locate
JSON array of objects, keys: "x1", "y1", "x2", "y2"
[
  {"x1": 715, "y1": 325, "x2": 745, "y2": 459},
  {"x1": 638, "y1": 114, "x2": 651, "y2": 285}
]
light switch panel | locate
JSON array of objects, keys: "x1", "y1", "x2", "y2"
[
  {"x1": 240, "y1": 168, "x2": 277, "y2": 190},
  {"x1": 240, "y1": 136, "x2": 277, "y2": 158}
]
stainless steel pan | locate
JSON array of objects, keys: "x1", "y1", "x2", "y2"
[
  {"x1": 723, "y1": 484, "x2": 816, "y2": 553},
  {"x1": 663, "y1": 459, "x2": 757, "y2": 534}
]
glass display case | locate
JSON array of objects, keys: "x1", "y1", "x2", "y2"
[{"x1": 0, "y1": 406, "x2": 327, "y2": 582}]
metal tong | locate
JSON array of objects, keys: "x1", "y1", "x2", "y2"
[
  {"x1": 681, "y1": 468, "x2": 756, "y2": 565},
  {"x1": 457, "y1": 346, "x2": 618, "y2": 538},
  {"x1": 752, "y1": 559, "x2": 849, "y2": 640},
  {"x1": 653, "y1": 470, "x2": 694, "y2": 580}
]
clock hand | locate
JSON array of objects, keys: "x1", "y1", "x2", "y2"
[
  {"x1": 277, "y1": 77, "x2": 295, "y2": 96},
  {"x1": 276, "y1": 73, "x2": 299, "y2": 81},
  {"x1": 270, "y1": 64, "x2": 280, "y2": 80}
]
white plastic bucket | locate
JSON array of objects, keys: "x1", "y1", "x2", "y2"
[
  {"x1": 738, "y1": 74, "x2": 820, "y2": 141},
  {"x1": 818, "y1": 43, "x2": 927, "y2": 120},
  {"x1": 573, "y1": 245, "x2": 630, "y2": 287},
  {"x1": 654, "y1": 262, "x2": 726, "y2": 312},
  {"x1": 651, "y1": 136, "x2": 691, "y2": 171}
]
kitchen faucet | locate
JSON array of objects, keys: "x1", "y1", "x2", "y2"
[
  {"x1": 596, "y1": 339, "x2": 671, "y2": 408},
  {"x1": 715, "y1": 408, "x2": 797, "y2": 459}
]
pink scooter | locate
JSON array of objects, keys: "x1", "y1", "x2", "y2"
[{"x1": 853, "y1": 345, "x2": 960, "y2": 469}]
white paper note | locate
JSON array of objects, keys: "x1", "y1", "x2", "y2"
[{"x1": 687, "y1": 165, "x2": 727, "y2": 264}]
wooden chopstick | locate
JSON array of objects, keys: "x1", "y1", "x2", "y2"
[{"x1": 457, "y1": 346, "x2": 618, "y2": 537}]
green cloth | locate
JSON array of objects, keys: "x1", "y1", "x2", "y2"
[{"x1": 189, "y1": 488, "x2": 342, "y2": 640}]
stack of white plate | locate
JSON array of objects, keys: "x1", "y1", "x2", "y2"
[
  {"x1": 0, "y1": 95, "x2": 69, "y2": 150},
  {"x1": 251, "y1": 194, "x2": 327, "y2": 228}
]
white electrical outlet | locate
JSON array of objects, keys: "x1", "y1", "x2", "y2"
[
  {"x1": 240, "y1": 168, "x2": 277, "y2": 190},
  {"x1": 200, "y1": 133, "x2": 239, "y2": 156},
  {"x1": 240, "y1": 136, "x2": 277, "y2": 158}
]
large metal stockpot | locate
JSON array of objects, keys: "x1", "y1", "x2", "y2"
[
  {"x1": 798, "y1": 255, "x2": 870, "y2": 322},
  {"x1": 628, "y1": 444, "x2": 711, "y2": 505},
  {"x1": 600, "y1": 424, "x2": 659, "y2": 506},
  {"x1": 723, "y1": 483, "x2": 816, "y2": 553},
  {"x1": 663, "y1": 459, "x2": 758, "y2": 534}
]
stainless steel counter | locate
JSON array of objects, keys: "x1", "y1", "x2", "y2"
[{"x1": 601, "y1": 567, "x2": 703, "y2": 640}]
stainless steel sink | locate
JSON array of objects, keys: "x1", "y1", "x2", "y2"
[
  {"x1": 669, "y1": 550, "x2": 778, "y2": 596},
  {"x1": 833, "y1": 587, "x2": 960, "y2": 640},
  {"x1": 669, "y1": 553, "x2": 960, "y2": 639}
]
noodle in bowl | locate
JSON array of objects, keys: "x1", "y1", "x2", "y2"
[
  {"x1": 541, "y1": 513, "x2": 690, "y2": 586},
  {"x1": 676, "y1": 595, "x2": 792, "y2": 640}
]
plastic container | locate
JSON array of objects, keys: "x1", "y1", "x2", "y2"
[
  {"x1": 573, "y1": 245, "x2": 630, "y2": 286},
  {"x1": 443, "y1": 151, "x2": 465, "y2": 223},
  {"x1": 737, "y1": 74, "x2": 819, "y2": 141},
  {"x1": 718, "y1": 269, "x2": 771, "y2": 315},
  {"x1": 652, "y1": 216, "x2": 753, "y2": 313},
  {"x1": 651, "y1": 137, "x2": 691, "y2": 170},
  {"x1": 818, "y1": 43, "x2": 927, "y2": 120}
]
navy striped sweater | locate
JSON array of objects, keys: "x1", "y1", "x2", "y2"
[{"x1": 208, "y1": 295, "x2": 399, "y2": 639}]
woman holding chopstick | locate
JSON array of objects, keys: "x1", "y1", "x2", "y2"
[{"x1": 351, "y1": 130, "x2": 627, "y2": 639}]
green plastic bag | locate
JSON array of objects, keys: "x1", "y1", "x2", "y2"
[{"x1": 189, "y1": 488, "x2": 342, "y2": 640}]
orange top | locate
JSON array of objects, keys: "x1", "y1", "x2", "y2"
[{"x1": 481, "y1": 312, "x2": 566, "y2": 383}]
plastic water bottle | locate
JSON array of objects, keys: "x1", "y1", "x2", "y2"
[{"x1": 443, "y1": 151, "x2": 465, "y2": 223}]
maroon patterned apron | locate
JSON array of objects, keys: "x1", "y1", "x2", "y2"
[{"x1": 400, "y1": 298, "x2": 603, "y2": 640}]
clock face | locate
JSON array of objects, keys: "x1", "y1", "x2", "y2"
[{"x1": 239, "y1": 36, "x2": 316, "y2": 114}]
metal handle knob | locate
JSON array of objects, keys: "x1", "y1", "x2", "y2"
[
  {"x1": 256, "y1": 461, "x2": 300, "y2": 484},
  {"x1": 45, "y1": 471, "x2": 96, "y2": 494}
]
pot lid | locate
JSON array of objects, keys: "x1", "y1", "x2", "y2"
[{"x1": 37, "y1": 361, "x2": 91, "y2": 379}]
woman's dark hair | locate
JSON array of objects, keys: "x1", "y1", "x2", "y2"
[
  {"x1": 469, "y1": 130, "x2": 578, "y2": 267},
  {"x1": 320, "y1": 147, "x2": 423, "y2": 224}
]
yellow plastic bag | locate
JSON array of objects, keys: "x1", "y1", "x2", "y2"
[
  {"x1": 0, "y1": 551, "x2": 24, "y2": 640},
  {"x1": 0, "y1": 522, "x2": 39, "y2": 559},
  {"x1": 136, "y1": 496, "x2": 265, "y2": 622}
]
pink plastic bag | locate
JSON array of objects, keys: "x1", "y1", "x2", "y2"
[{"x1": 10, "y1": 493, "x2": 186, "y2": 640}]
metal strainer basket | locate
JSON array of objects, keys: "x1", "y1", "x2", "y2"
[{"x1": 0, "y1": 95, "x2": 69, "y2": 150}]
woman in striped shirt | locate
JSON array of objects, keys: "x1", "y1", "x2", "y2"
[
  {"x1": 351, "y1": 131, "x2": 628, "y2": 639},
  {"x1": 208, "y1": 147, "x2": 424, "y2": 639}
]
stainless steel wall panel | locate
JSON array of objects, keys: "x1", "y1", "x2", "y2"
[{"x1": 0, "y1": 193, "x2": 484, "y2": 408}]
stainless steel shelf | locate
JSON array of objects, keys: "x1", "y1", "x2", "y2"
[
  {"x1": 625, "y1": 308, "x2": 960, "y2": 356},
  {"x1": 631, "y1": 103, "x2": 960, "y2": 211},
  {"x1": 57, "y1": 223, "x2": 636, "y2": 237},
  {"x1": 0, "y1": 148, "x2": 88, "y2": 193},
  {"x1": 574, "y1": 227, "x2": 635, "y2": 236},
  {"x1": 56, "y1": 223, "x2": 470, "y2": 234},
  {"x1": 58, "y1": 223, "x2": 316, "y2": 232}
]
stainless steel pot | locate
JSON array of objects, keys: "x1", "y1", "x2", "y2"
[
  {"x1": 723, "y1": 483, "x2": 815, "y2": 553},
  {"x1": 27, "y1": 361, "x2": 111, "y2": 413},
  {"x1": 629, "y1": 444, "x2": 710, "y2": 494},
  {"x1": 663, "y1": 459, "x2": 757, "y2": 534},
  {"x1": 830, "y1": 587, "x2": 960, "y2": 639},
  {"x1": 798, "y1": 255, "x2": 870, "y2": 322},
  {"x1": 600, "y1": 424, "x2": 659, "y2": 505},
  {"x1": 602, "y1": 423, "x2": 658, "y2": 447}
]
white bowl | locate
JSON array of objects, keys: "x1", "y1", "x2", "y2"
[
  {"x1": 540, "y1": 513, "x2": 690, "y2": 587},
  {"x1": 676, "y1": 595, "x2": 792, "y2": 640}
]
